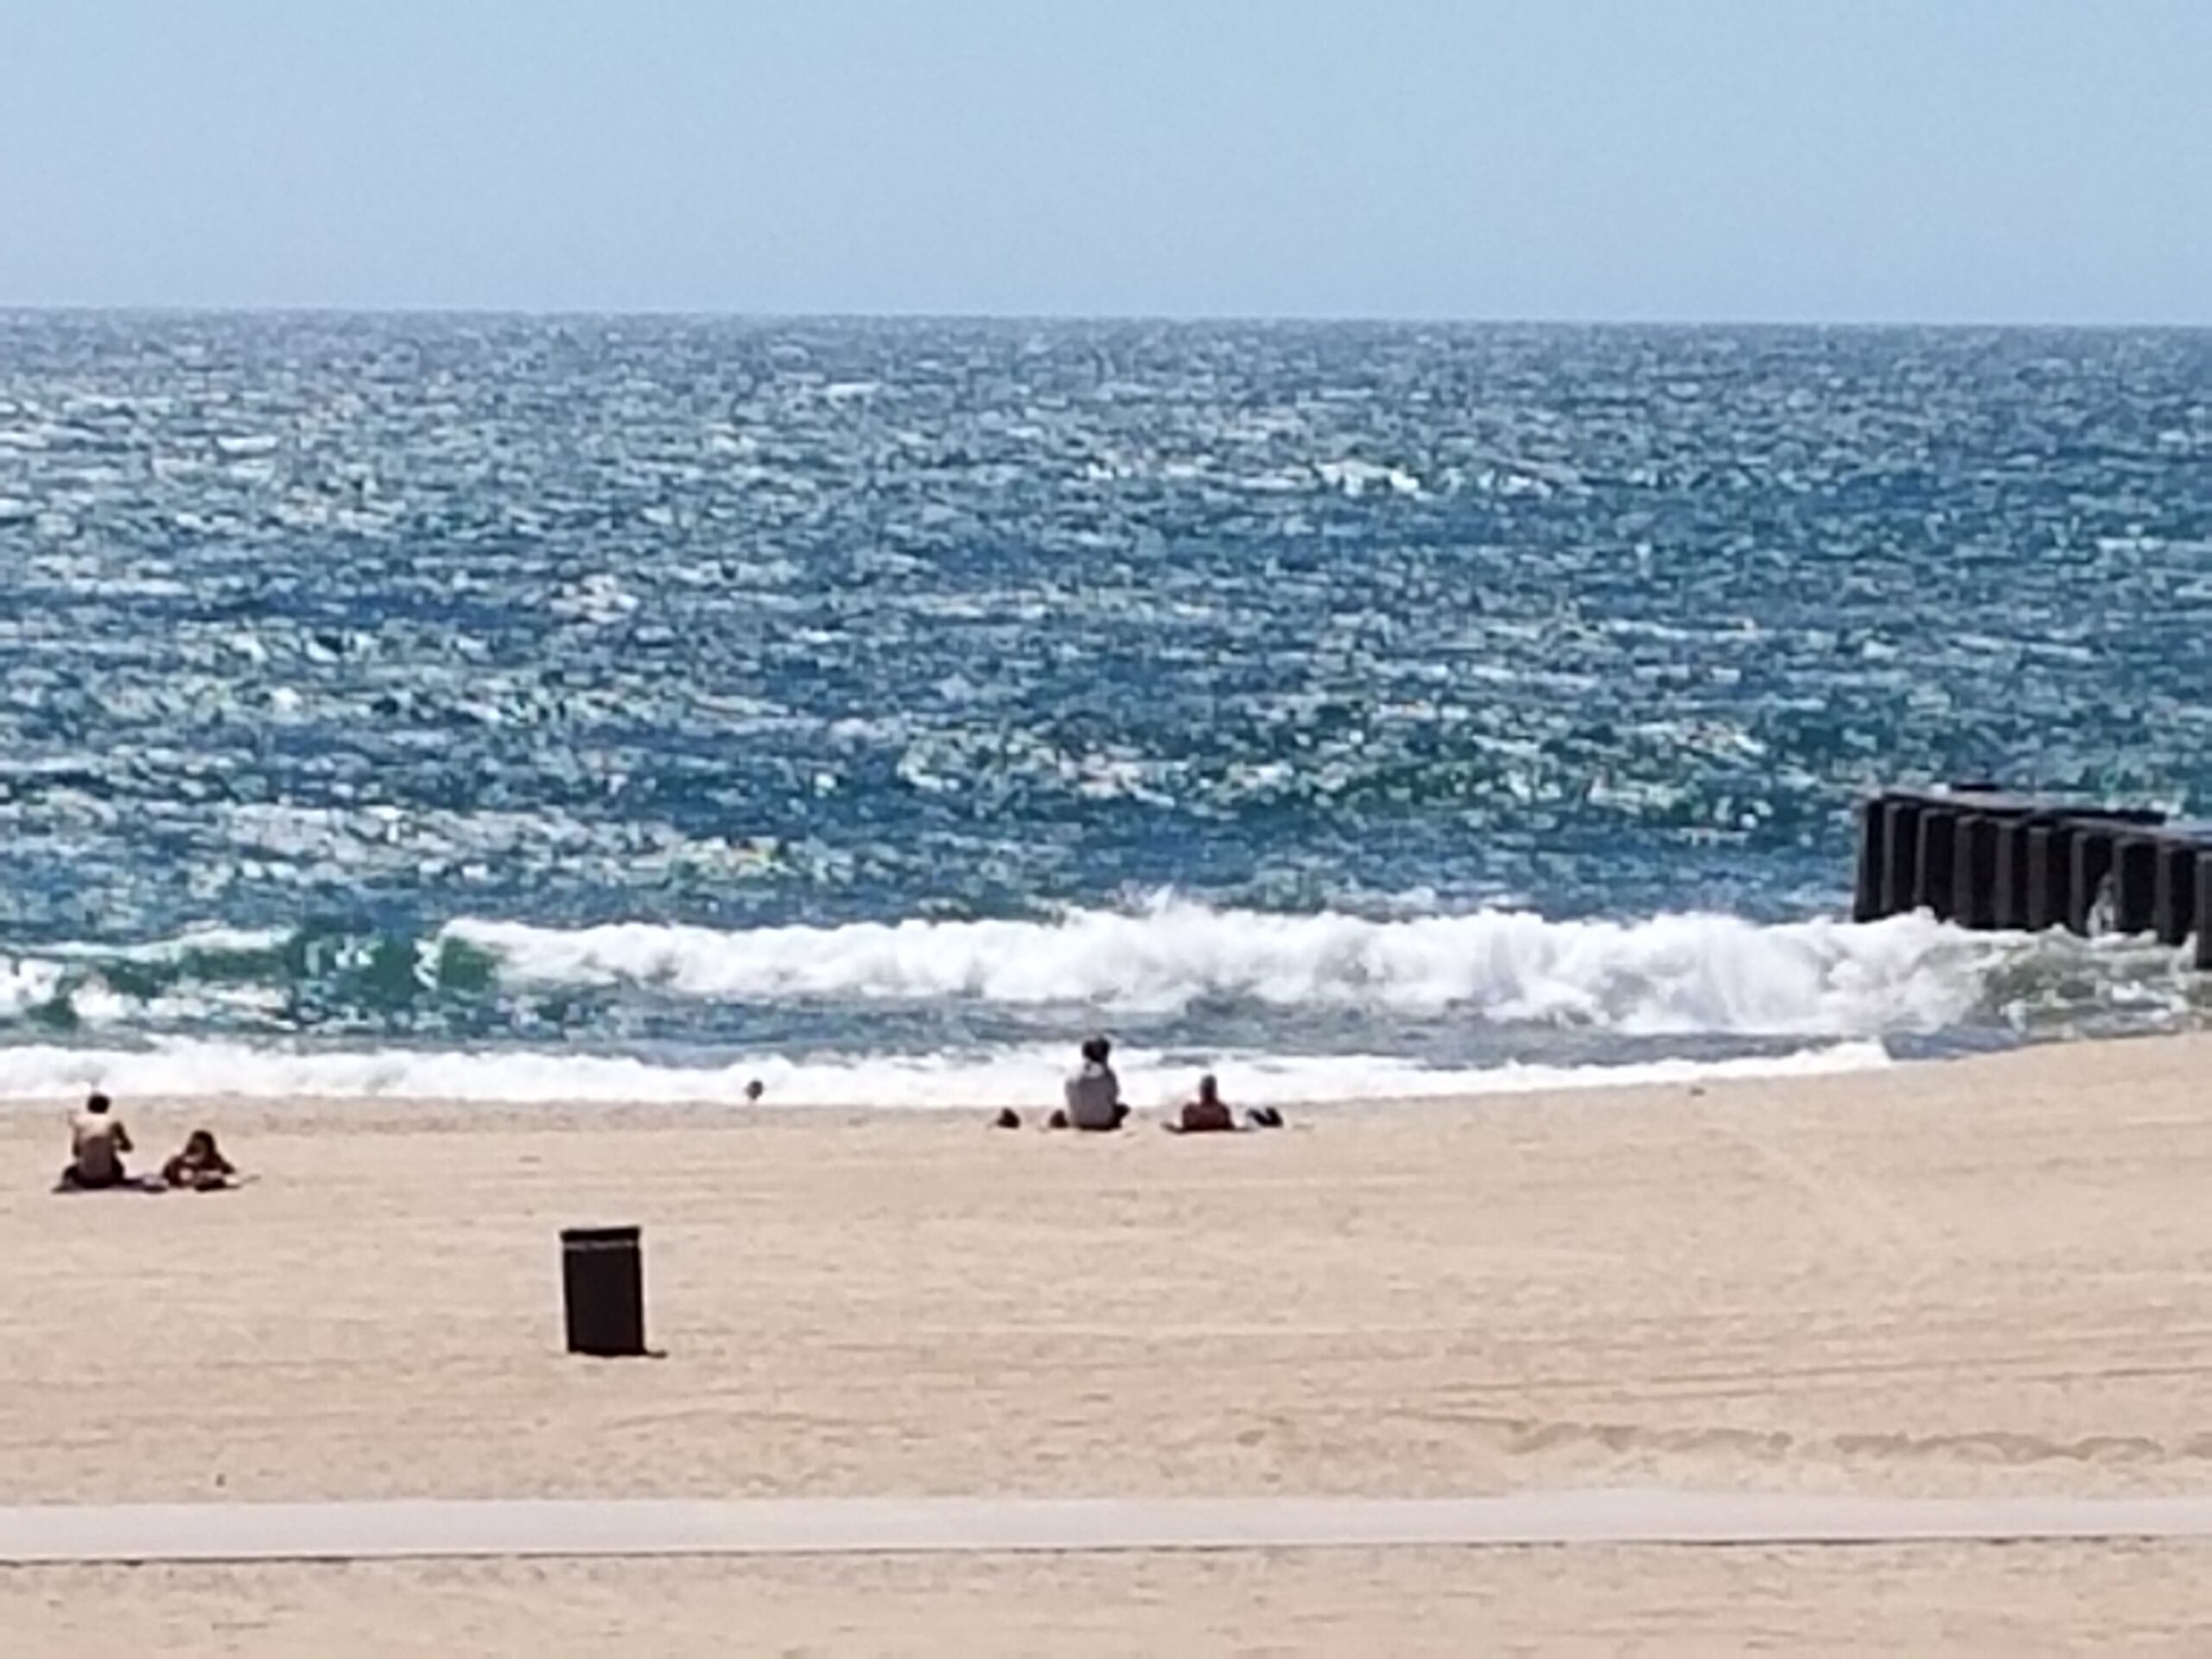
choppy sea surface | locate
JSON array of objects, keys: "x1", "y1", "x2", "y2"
[{"x1": 1, "y1": 312, "x2": 2209, "y2": 1105}]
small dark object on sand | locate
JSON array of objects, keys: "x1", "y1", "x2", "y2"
[
  {"x1": 1046, "y1": 1108, "x2": 1070, "y2": 1130},
  {"x1": 994, "y1": 1108, "x2": 1020, "y2": 1129},
  {"x1": 1248, "y1": 1106, "x2": 1284, "y2": 1129}
]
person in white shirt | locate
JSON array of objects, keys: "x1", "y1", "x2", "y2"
[
  {"x1": 62, "y1": 1091, "x2": 134, "y2": 1189},
  {"x1": 1056, "y1": 1035, "x2": 1128, "y2": 1132}
]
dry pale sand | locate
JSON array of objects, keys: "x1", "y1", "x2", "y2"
[
  {"x1": 4, "y1": 1031, "x2": 2212, "y2": 1648},
  {"x1": 10, "y1": 1542, "x2": 2212, "y2": 1656}
]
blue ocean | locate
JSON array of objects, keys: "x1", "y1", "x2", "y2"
[{"x1": 1, "y1": 313, "x2": 2208, "y2": 1105}]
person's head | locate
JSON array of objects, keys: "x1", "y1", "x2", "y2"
[
  {"x1": 86, "y1": 1091, "x2": 111, "y2": 1116},
  {"x1": 1198, "y1": 1073, "x2": 1219, "y2": 1104},
  {"x1": 1081, "y1": 1034, "x2": 1111, "y2": 1065},
  {"x1": 743, "y1": 1078, "x2": 765, "y2": 1103},
  {"x1": 185, "y1": 1128, "x2": 218, "y2": 1159}
]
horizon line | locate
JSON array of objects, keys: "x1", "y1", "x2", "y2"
[{"x1": 2, "y1": 301, "x2": 2208, "y2": 333}]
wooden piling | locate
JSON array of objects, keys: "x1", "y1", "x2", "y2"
[
  {"x1": 1879, "y1": 796, "x2": 1922, "y2": 918},
  {"x1": 2197, "y1": 859, "x2": 2212, "y2": 971},
  {"x1": 1914, "y1": 803, "x2": 1960, "y2": 921},
  {"x1": 2068, "y1": 827, "x2": 2116, "y2": 934},
  {"x1": 2024, "y1": 823, "x2": 2068, "y2": 931},
  {"x1": 2113, "y1": 836, "x2": 2159, "y2": 936},
  {"x1": 1989, "y1": 818, "x2": 2035, "y2": 929},
  {"x1": 2154, "y1": 838, "x2": 2199, "y2": 948},
  {"x1": 1952, "y1": 815, "x2": 2003, "y2": 929},
  {"x1": 1853, "y1": 798, "x2": 1886, "y2": 923}
]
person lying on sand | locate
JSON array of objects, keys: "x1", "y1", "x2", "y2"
[
  {"x1": 60, "y1": 1091, "x2": 133, "y2": 1190},
  {"x1": 162, "y1": 1128, "x2": 238, "y2": 1191},
  {"x1": 1049, "y1": 1034, "x2": 1128, "y2": 1131}
]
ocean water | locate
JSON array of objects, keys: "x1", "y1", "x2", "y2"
[{"x1": 1, "y1": 312, "x2": 2209, "y2": 1105}]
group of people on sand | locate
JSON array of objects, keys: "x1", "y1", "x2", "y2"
[
  {"x1": 57, "y1": 1091, "x2": 239, "y2": 1192},
  {"x1": 994, "y1": 1036, "x2": 1286, "y2": 1135},
  {"x1": 60, "y1": 1046, "x2": 1261, "y2": 1171}
]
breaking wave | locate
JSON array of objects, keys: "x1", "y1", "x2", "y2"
[
  {"x1": 0, "y1": 900, "x2": 2195, "y2": 1110},
  {"x1": 442, "y1": 901, "x2": 2008, "y2": 1037}
]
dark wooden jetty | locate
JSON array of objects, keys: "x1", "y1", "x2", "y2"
[{"x1": 1853, "y1": 787, "x2": 2212, "y2": 966}]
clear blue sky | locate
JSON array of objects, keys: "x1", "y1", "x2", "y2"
[{"x1": 4, "y1": 0, "x2": 2207, "y2": 322}]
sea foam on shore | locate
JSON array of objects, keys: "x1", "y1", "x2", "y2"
[{"x1": 0, "y1": 1032, "x2": 1892, "y2": 1109}]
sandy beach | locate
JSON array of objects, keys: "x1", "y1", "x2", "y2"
[
  {"x1": 10, "y1": 1542, "x2": 2212, "y2": 1656},
  {"x1": 7, "y1": 1032, "x2": 2212, "y2": 1649}
]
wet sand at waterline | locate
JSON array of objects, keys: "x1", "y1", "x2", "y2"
[{"x1": 6, "y1": 1033, "x2": 2212, "y2": 1649}]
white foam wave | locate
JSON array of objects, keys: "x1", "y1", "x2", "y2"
[
  {"x1": 443, "y1": 903, "x2": 2007, "y2": 1038},
  {"x1": 0, "y1": 1035, "x2": 1891, "y2": 1109},
  {"x1": 44, "y1": 925, "x2": 293, "y2": 963},
  {"x1": 0, "y1": 926, "x2": 295, "y2": 1023},
  {"x1": 0, "y1": 959, "x2": 65, "y2": 1021}
]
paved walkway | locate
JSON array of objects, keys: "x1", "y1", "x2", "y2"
[{"x1": 10, "y1": 1493, "x2": 2212, "y2": 1563}]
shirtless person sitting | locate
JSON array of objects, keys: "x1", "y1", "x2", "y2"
[
  {"x1": 60, "y1": 1091, "x2": 134, "y2": 1190},
  {"x1": 1174, "y1": 1073, "x2": 1236, "y2": 1134},
  {"x1": 1166, "y1": 1074, "x2": 1282, "y2": 1134}
]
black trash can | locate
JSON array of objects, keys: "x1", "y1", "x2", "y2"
[{"x1": 561, "y1": 1225, "x2": 646, "y2": 1357}]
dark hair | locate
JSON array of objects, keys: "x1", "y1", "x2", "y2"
[
  {"x1": 86, "y1": 1091, "x2": 111, "y2": 1115},
  {"x1": 1081, "y1": 1034, "x2": 1111, "y2": 1064},
  {"x1": 186, "y1": 1128, "x2": 218, "y2": 1157}
]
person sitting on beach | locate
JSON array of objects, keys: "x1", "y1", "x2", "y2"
[
  {"x1": 61, "y1": 1091, "x2": 133, "y2": 1190},
  {"x1": 1053, "y1": 1035, "x2": 1128, "y2": 1132},
  {"x1": 162, "y1": 1128, "x2": 237, "y2": 1192},
  {"x1": 1165, "y1": 1076, "x2": 1283, "y2": 1134},
  {"x1": 1176, "y1": 1073, "x2": 1236, "y2": 1135}
]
